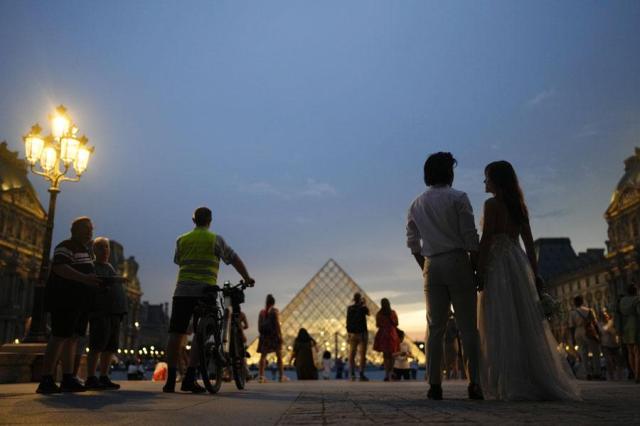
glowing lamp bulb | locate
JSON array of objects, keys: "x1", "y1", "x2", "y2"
[
  {"x1": 24, "y1": 135, "x2": 45, "y2": 164},
  {"x1": 40, "y1": 146, "x2": 58, "y2": 171}
]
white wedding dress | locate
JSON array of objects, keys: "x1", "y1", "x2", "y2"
[{"x1": 478, "y1": 234, "x2": 581, "y2": 401}]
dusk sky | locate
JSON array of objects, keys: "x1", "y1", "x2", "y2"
[{"x1": 1, "y1": 1, "x2": 639, "y2": 340}]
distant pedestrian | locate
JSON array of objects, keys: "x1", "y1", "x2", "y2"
[
  {"x1": 84, "y1": 237, "x2": 127, "y2": 390},
  {"x1": 619, "y1": 285, "x2": 640, "y2": 383},
  {"x1": 392, "y1": 330, "x2": 412, "y2": 380},
  {"x1": 36, "y1": 217, "x2": 101, "y2": 394},
  {"x1": 569, "y1": 296, "x2": 602, "y2": 380},
  {"x1": 600, "y1": 311, "x2": 623, "y2": 381},
  {"x1": 410, "y1": 359, "x2": 419, "y2": 380},
  {"x1": 258, "y1": 294, "x2": 287, "y2": 382},
  {"x1": 335, "y1": 357, "x2": 345, "y2": 379},
  {"x1": 346, "y1": 292, "x2": 370, "y2": 381},
  {"x1": 291, "y1": 328, "x2": 318, "y2": 380},
  {"x1": 444, "y1": 312, "x2": 460, "y2": 380},
  {"x1": 322, "y1": 351, "x2": 333, "y2": 380},
  {"x1": 373, "y1": 298, "x2": 400, "y2": 381}
]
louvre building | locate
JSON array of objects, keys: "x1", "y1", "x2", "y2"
[{"x1": 247, "y1": 259, "x2": 426, "y2": 366}]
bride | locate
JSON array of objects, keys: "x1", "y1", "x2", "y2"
[{"x1": 477, "y1": 160, "x2": 580, "y2": 401}]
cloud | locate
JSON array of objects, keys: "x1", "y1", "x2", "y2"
[
  {"x1": 238, "y1": 181, "x2": 289, "y2": 199},
  {"x1": 525, "y1": 89, "x2": 556, "y2": 108},
  {"x1": 299, "y1": 179, "x2": 337, "y2": 197},
  {"x1": 575, "y1": 122, "x2": 598, "y2": 139},
  {"x1": 238, "y1": 178, "x2": 337, "y2": 199}
]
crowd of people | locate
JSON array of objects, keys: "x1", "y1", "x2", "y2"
[
  {"x1": 563, "y1": 291, "x2": 640, "y2": 382},
  {"x1": 33, "y1": 154, "x2": 640, "y2": 401}
]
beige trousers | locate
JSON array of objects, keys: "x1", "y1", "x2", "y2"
[{"x1": 424, "y1": 250, "x2": 480, "y2": 385}]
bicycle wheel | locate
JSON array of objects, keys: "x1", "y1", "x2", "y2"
[
  {"x1": 230, "y1": 327, "x2": 246, "y2": 390},
  {"x1": 197, "y1": 315, "x2": 223, "y2": 394}
]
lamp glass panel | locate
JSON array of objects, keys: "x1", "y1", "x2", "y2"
[
  {"x1": 60, "y1": 137, "x2": 80, "y2": 164},
  {"x1": 25, "y1": 136, "x2": 44, "y2": 164},
  {"x1": 40, "y1": 146, "x2": 58, "y2": 171},
  {"x1": 74, "y1": 147, "x2": 91, "y2": 174}
]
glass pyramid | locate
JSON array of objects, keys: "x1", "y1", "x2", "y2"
[{"x1": 247, "y1": 259, "x2": 426, "y2": 366}]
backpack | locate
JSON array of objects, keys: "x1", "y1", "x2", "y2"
[
  {"x1": 577, "y1": 309, "x2": 600, "y2": 343},
  {"x1": 258, "y1": 309, "x2": 276, "y2": 335}
]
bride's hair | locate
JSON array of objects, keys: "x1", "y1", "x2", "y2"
[{"x1": 485, "y1": 161, "x2": 529, "y2": 226}]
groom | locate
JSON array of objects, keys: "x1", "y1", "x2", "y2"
[{"x1": 406, "y1": 152, "x2": 483, "y2": 400}]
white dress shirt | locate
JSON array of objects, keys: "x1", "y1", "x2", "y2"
[{"x1": 406, "y1": 185, "x2": 480, "y2": 257}]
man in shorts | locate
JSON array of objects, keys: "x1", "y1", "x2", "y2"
[
  {"x1": 346, "y1": 292, "x2": 370, "y2": 381},
  {"x1": 163, "y1": 207, "x2": 255, "y2": 393},
  {"x1": 36, "y1": 217, "x2": 101, "y2": 394}
]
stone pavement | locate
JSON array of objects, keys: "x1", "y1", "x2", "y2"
[{"x1": 0, "y1": 379, "x2": 639, "y2": 425}]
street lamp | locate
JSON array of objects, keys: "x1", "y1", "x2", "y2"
[{"x1": 22, "y1": 105, "x2": 94, "y2": 342}]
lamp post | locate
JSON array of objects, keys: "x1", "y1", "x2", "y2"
[{"x1": 22, "y1": 105, "x2": 94, "y2": 343}]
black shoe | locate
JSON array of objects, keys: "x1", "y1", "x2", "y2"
[
  {"x1": 468, "y1": 383, "x2": 484, "y2": 400},
  {"x1": 84, "y1": 376, "x2": 106, "y2": 390},
  {"x1": 61, "y1": 376, "x2": 87, "y2": 393},
  {"x1": 36, "y1": 376, "x2": 61, "y2": 394},
  {"x1": 162, "y1": 384, "x2": 175, "y2": 393},
  {"x1": 99, "y1": 376, "x2": 121, "y2": 390},
  {"x1": 359, "y1": 374, "x2": 369, "y2": 382},
  {"x1": 350, "y1": 374, "x2": 356, "y2": 382},
  {"x1": 427, "y1": 384, "x2": 443, "y2": 400},
  {"x1": 181, "y1": 380, "x2": 206, "y2": 394}
]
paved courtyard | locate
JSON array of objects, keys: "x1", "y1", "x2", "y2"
[{"x1": 0, "y1": 379, "x2": 639, "y2": 425}]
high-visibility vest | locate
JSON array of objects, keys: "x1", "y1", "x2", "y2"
[{"x1": 176, "y1": 228, "x2": 220, "y2": 286}]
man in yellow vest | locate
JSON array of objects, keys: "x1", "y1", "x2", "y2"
[{"x1": 163, "y1": 206, "x2": 255, "y2": 393}]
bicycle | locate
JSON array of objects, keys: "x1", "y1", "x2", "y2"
[{"x1": 194, "y1": 280, "x2": 253, "y2": 393}]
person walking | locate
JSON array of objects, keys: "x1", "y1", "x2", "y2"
[
  {"x1": 84, "y1": 237, "x2": 127, "y2": 390},
  {"x1": 346, "y1": 292, "x2": 370, "y2": 381},
  {"x1": 163, "y1": 207, "x2": 255, "y2": 393},
  {"x1": 406, "y1": 152, "x2": 483, "y2": 400},
  {"x1": 569, "y1": 296, "x2": 602, "y2": 380},
  {"x1": 619, "y1": 284, "x2": 640, "y2": 382},
  {"x1": 373, "y1": 298, "x2": 400, "y2": 381},
  {"x1": 36, "y1": 217, "x2": 101, "y2": 394},
  {"x1": 258, "y1": 294, "x2": 287, "y2": 382},
  {"x1": 600, "y1": 311, "x2": 623, "y2": 381},
  {"x1": 291, "y1": 328, "x2": 318, "y2": 380}
]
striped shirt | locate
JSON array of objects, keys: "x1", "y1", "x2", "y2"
[{"x1": 46, "y1": 239, "x2": 95, "y2": 310}]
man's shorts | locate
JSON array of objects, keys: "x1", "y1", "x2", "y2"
[
  {"x1": 168, "y1": 297, "x2": 201, "y2": 334},
  {"x1": 348, "y1": 332, "x2": 368, "y2": 354},
  {"x1": 89, "y1": 314, "x2": 121, "y2": 352},
  {"x1": 50, "y1": 310, "x2": 88, "y2": 338}
]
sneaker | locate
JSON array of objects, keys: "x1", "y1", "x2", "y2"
[
  {"x1": 84, "y1": 376, "x2": 106, "y2": 390},
  {"x1": 99, "y1": 376, "x2": 121, "y2": 390},
  {"x1": 427, "y1": 384, "x2": 443, "y2": 400},
  {"x1": 350, "y1": 374, "x2": 356, "y2": 382},
  {"x1": 60, "y1": 376, "x2": 87, "y2": 393},
  {"x1": 468, "y1": 383, "x2": 484, "y2": 400},
  {"x1": 278, "y1": 375, "x2": 290, "y2": 383},
  {"x1": 36, "y1": 376, "x2": 61, "y2": 394},
  {"x1": 258, "y1": 376, "x2": 267, "y2": 383},
  {"x1": 359, "y1": 374, "x2": 369, "y2": 382},
  {"x1": 181, "y1": 380, "x2": 206, "y2": 393}
]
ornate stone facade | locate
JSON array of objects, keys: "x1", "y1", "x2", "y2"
[
  {"x1": 0, "y1": 142, "x2": 46, "y2": 344},
  {"x1": 605, "y1": 147, "x2": 640, "y2": 299},
  {"x1": 107, "y1": 240, "x2": 142, "y2": 350},
  {"x1": 542, "y1": 147, "x2": 640, "y2": 343}
]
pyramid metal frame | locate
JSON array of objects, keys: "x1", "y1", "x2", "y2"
[{"x1": 247, "y1": 259, "x2": 426, "y2": 366}]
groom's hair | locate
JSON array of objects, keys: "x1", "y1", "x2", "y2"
[{"x1": 424, "y1": 152, "x2": 457, "y2": 186}]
